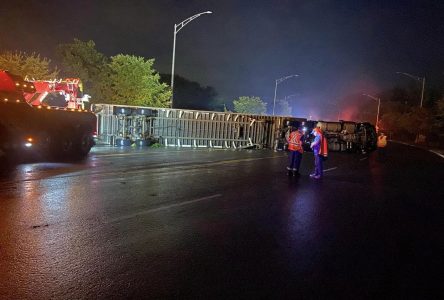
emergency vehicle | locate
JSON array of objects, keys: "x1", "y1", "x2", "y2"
[{"x1": 0, "y1": 70, "x2": 96, "y2": 163}]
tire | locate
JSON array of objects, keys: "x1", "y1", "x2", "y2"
[
  {"x1": 44, "y1": 128, "x2": 75, "y2": 161},
  {"x1": 49, "y1": 135, "x2": 73, "y2": 160},
  {"x1": 115, "y1": 138, "x2": 132, "y2": 146},
  {"x1": 113, "y1": 107, "x2": 133, "y2": 116},
  {"x1": 136, "y1": 108, "x2": 153, "y2": 116},
  {"x1": 73, "y1": 131, "x2": 93, "y2": 158},
  {"x1": 135, "y1": 139, "x2": 149, "y2": 147},
  {"x1": 61, "y1": 137, "x2": 73, "y2": 154},
  {"x1": 0, "y1": 125, "x2": 12, "y2": 164}
]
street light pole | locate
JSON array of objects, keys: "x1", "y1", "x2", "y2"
[
  {"x1": 272, "y1": 74, "x2": 299, "y2": 116},
  {"x1": 272, "y1": 80, "x2": 278, "y2": 116},
  {"x1": 171, "y1": 26, "x2": 177, "y2": 106},
  {"x1": 362, "y1": 94, "x2": 381, "y2": 130},
  {"x1": 171, "y1": 11, "x2": 212, "y2": 108},
  {"x1": 396, "y1": 72, "x2": 425, "y2": 108}
]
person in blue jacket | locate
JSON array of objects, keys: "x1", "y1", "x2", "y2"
[{"x1": 310, "y1": 127, "x2": 328, "y2": 179}]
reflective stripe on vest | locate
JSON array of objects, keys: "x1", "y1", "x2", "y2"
[{"x1": 320, "y1": 134, "x2": 328, "y2": 157}]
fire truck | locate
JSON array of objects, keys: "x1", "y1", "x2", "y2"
[
  {"x1": 24, "y1": 77, "x2": 90, "y2": 110},
  {"x1": 0, "y1": 70, "x2": 96, "y2": 163}
]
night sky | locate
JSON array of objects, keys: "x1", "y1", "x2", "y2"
[{"x1": 1, "y1": 0, "x2": 444, "y2": 120}]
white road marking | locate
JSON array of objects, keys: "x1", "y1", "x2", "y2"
[
  {"x1": 360, "y1": 157, "x2": 368, "y2": 161},
  {"x1": 429, "y1": 150, "x2": 444, "y2": 159},
  {"x1": 392, "y1": 141, "x2": 444, "y2": 159},
  {"x1": 323, "y1": 167, "x2": 338, "y2": 172},
  {"x1": 107, "y1": 194, "x2": 223, "y2": 223}
]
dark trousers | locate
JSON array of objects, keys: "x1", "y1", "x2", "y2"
[
  {"x1": 314, "y1": 154, "x2": 323, "y2": 176},
  {"x1": 288, "y1": 151, "x2": 302, "y2": 171},
  {"x1": 377, "y1": 147, "x2": 386, "y2": 160}
]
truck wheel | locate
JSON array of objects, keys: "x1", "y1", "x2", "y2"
[
  {"x1": 61, "y1": 137, "x2": 73, "y2": 153},
  {"x1": 115, "y1": 138, "x2": 132, "y2": 146},
  {"x1": 74, "y1": 131, "x2": 93, "y2": 157},
  {"x1": 49, "y1": 134, "x2": 72, "y2": 160},
  {"x1": 48, "y1": 135, "x2": 73, "y2": 160}
]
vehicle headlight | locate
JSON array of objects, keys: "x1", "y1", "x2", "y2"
[{"x1": 25, "y1": 137, "x2": 33, "y2": 147}]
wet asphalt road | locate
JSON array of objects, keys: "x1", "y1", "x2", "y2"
[{"x1": 0, "y1": 143, "x2": 443, "y2": 299}]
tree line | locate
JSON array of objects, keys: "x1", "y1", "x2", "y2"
[
  {"x1": 0, "y1": 39, "x2": 270, "y2": 114},
  {"x1": 354, "y1": 86, "x2": 443, "y2": 146}
]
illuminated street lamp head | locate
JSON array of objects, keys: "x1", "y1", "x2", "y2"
[
  {"x1": 276, "y1": 74, "x2": 299, "y2": 84},
  {"x1": 396, "y1": 71, "x2": 421, "y2": 81},
  {"x1": 362, "y1": 93, "x2": 378, "y2": 101}
]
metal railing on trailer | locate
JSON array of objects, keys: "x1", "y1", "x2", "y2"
[{"x1": 91, "y1": 104, "x2": 302, "y2": 149}]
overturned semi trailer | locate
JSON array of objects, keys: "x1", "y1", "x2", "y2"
[{"x1": 92, "y1": 104, "x2": 303, "y2": 149}]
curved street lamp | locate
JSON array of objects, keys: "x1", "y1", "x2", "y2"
[
  {"x1": 171, "y1": 11, "x2": 212, "y2": 108},
  {"x1": 362, "y1": 93, "x2": 381, "y2": 131},
  {"x1": 272, "y1": 74, "x2": 299, "y2": 116},
  {"x1": 396, "y1": 72, "x2": 425, "y2": 108}
]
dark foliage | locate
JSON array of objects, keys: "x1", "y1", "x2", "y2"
[{"x1": 160, "y1": 74, "x2": 220, "y2": 111}]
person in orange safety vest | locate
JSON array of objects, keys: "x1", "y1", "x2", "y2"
[
  {"x1": 287, "y1": 126, "x2": 304, "y2": 176},
  {"x1": 377, "y1": 132, "x2": 387, "y2": 160}
]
